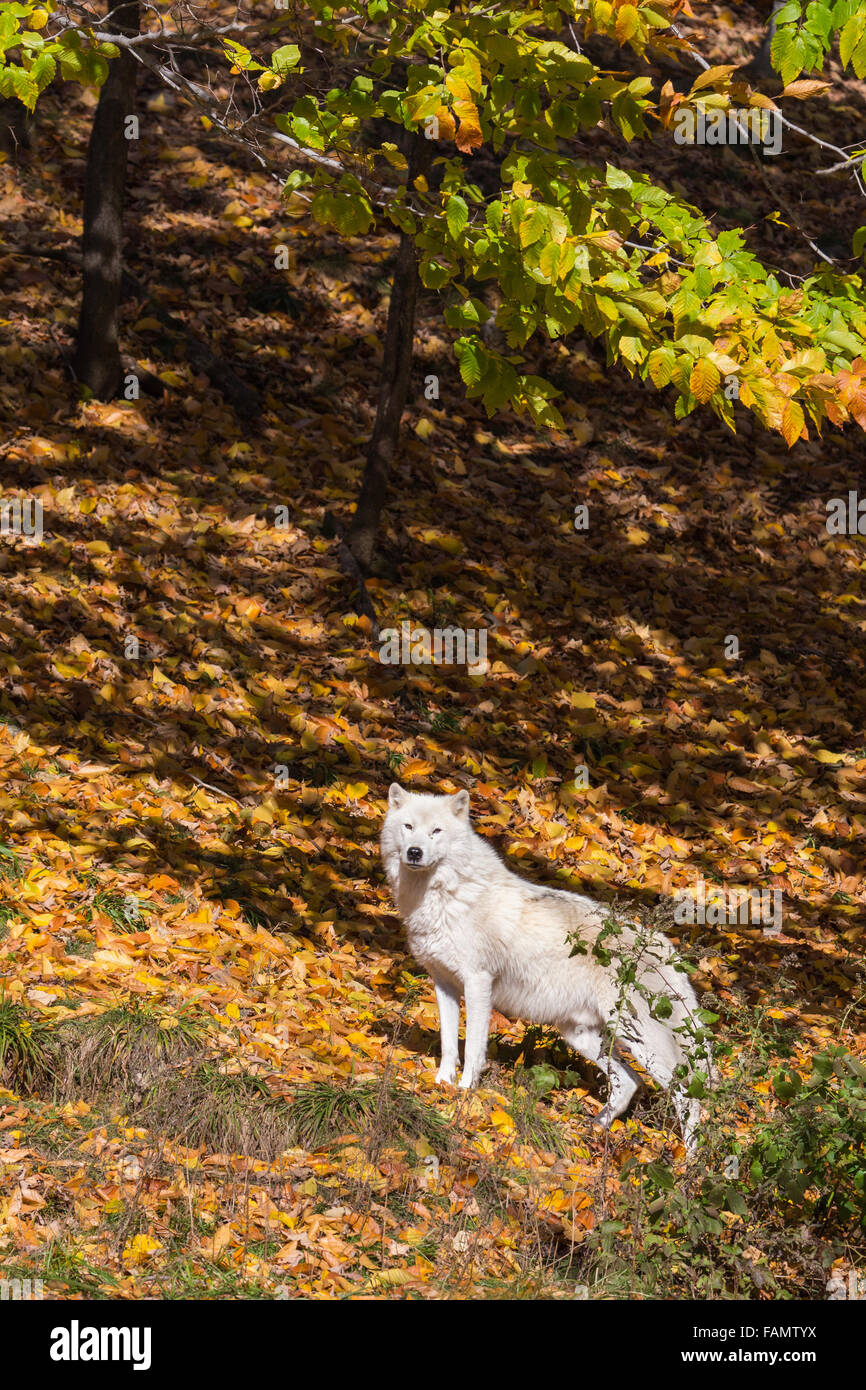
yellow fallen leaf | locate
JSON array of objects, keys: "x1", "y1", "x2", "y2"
[
  {"x1": 206, "y1": 1224, "x2": 235, "y2": 1257},
  {"x1": 122, "y1": 1234, "x2": 163, "y2": 1266},
  {"x1": 369, "y1": 1268, "x2": 413, "y2": 1287}
]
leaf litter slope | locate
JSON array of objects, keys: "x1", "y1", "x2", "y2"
[{"x1": 0, "y1": 8, "x2": 864, "y2": 1299}]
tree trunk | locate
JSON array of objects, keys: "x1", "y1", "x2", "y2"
[
  {"x1": 0, "y1": 98, "x2": 32, "y2": 159},
  {"x1": 346, "y1": 132, "x2": 432, "y2": 570},
  {"x1": 751, "y1": 1, "x2": 785, "y2": 78},
  {"x1": 74, "y1": 2, "x2": 140, "y2": 399}
]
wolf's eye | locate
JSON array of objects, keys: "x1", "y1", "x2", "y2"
[
  {"x1": 431, "y1": 827, "x2": 441, "y2": 835},
  {"x1": 404, "y1": 823, "x2": 413, "y2": 831}
]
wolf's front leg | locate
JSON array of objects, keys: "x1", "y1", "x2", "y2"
[
  {"x1": 459, "y1": 973, "x2": 492, "y2": 1089},
  {"x1": 433, "y1": 977, "x2": 461, "y2": 1085}
]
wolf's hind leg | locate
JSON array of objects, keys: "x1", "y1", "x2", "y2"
[
  {"x1": 615, "y1": 1021, "x2": 700, "y2": 1155},
  {"x1": 563, "y1": 1025, "x2": 641, "y2": 1129},
  {"x1": 673, "y1": 1090, "x2": 700, "y2": 1157}
]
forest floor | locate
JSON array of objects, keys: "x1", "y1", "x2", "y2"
[{"x1": 0, "y1": 3, "x2": 864, "y2": 1299}]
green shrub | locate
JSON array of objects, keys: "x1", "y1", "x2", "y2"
[{"x1": 745, "y1": 1046, "x2": 866, "y2": 1231}]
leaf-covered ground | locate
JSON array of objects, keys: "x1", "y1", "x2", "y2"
[{"x1": 0, "y1": 3, "x2": 864, "y2": 1299}]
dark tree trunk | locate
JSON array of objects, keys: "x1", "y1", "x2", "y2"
[
  {"x1": 74, "y1": 1, "x2": 140, "y2": 399},
  {"x1": 751, "y1": 1, "x2": 785, "y2": 78},
  {"x1": 0, "y1": 98, "x2": 32, "y2": 159},
  {"x1": 346, "y1": 132, "x2": 432, "y2": 570}
]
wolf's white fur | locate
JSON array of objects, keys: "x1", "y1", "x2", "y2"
[{"x1": 381, "y1": 785, "x2": 709, "y2": 1153}]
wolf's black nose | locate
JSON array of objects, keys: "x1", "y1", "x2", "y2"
[{"x1": 407, "y1": 846, "x2": 423, "y2": 864}]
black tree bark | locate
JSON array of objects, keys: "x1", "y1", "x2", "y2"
[
  {"x1": 0, "y1": 98, "x2": 32, "y2": 159},
  {"x1": 346, "y1": 132, "x2": 432, "y2": 570},
  {"x1": 74, "y1": 2, "x2": 140, "y2": 399},
  {"x1": 750, "y1": 1, "x2": 785, "y2": 79}
]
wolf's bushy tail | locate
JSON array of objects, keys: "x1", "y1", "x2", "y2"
[{"x1": 615, "y1": 932, "x2": 714, "y2": 1154}]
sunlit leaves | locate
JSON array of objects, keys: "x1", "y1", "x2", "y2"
[
  {"x1": 4, "y1": 0, "x2": 866, "y2": 439},
  {"x1": 773, "y1": 0, "x2": 866, "y2": 79}
]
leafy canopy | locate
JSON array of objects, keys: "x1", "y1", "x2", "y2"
[{"x1": 4, "y1": 0, "x2": 866, "y2": 441}]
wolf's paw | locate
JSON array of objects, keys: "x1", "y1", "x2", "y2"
[
  {"x1": 457, "y1": 1073, "x2": 479, "y2": 1090},
  {"x1": 435, "y1": 1065, "x2": 457, "y2": 1085},
  {"x1": 595, "y1": 1106, "x2": 616, "y2": 1130}
]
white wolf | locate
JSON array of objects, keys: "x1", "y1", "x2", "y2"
[{"x1": 381, "y1": 785, "x2": 710, "y2": 1153}]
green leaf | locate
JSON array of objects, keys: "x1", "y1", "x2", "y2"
[
  {"x1": 645, "y1": 1161, "x2": 675, "y2": 1191},
  {"x1": 538, "y1": 241, "x2": 561, "y2": 281},
  {"x1": 272, "y1": 44, "x2": 301, "y2": 75},
  {"x1": 839, "y1": 11, "x2": 866, "y2": 67},
  {"x1": 455, "y1": 337, "x2": 483, "y2": 389},
  {"x1": 10, "y1": 64, "x2": 37, "y2": 107},
  {"x1": 605, "y1": 164, "x2": 633, "y2": 190},
  {"x1": 518, "y1": 204, "x2": 548, "y2": 249},
  {"x1": 725, "y1": 1189, "x2": 748, "y2": 1217},
  {"x1": 647, "y1": 346, "x2": 675, "y2": 387},
  {"x1": 445, "y1": 194, "x2": 468, "y2": 239},
  {"x1": 852, "y1": 30, "x2": 866, "y2": 78},
  {"x1": 30, "y1": 49, "x2": 55, "y2": 90}
]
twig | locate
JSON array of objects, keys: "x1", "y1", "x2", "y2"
[
  {"x1": 187, "y1": 772, "x2": 243, "y2": 806},
  {"x1": 48, "y1": 323, "x2": 77, "y2": 380}
]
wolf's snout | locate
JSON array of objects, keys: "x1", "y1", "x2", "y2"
[{"x1": 406, "y1": 846, "x2": 423, "y2": 864}]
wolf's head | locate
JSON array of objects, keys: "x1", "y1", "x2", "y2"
[{"x1": 381, "y1": 784, "x2": 470, "y2": 872}]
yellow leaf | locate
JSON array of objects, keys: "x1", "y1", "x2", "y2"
[
  {"x1": 53, "y1": 657, "x2": 91, "y2": 679},
  {"x1": 690, "y1": 357, "x2": 721, "y2": 404},
  {"x1": 122, "y1": 1233, "x2": 163, "y2": 1266},
  {"x1": 444, "y1": 71, "x2": 471, "y2": 103},
  {"x1": 433, "y1": 106, "x2": 456, "y2": 142},
  {"x1": 615, "y1": 4, "x2": 640, "y2": 43},
  {"x1": 453, "y1": 99, "x2": 483, "y2": 152},
  {"x1": 369, "y1": 1268, "x2": 413, "y2": 1287},
  {"x1": 345, "y1": 782, "x2": 369, "y2": 800},
  {"x1": 781, "y1": 399, "x2": 805, "y2": 446},
  {"x1": 689, "y1": 64, "x2": 739, "y2": 94},
  {"x1": 206, "y1": 1224, "x2": 235, "y2": 1257}
]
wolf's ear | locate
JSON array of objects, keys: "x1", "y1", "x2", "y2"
[
  {"x1": 450, "y1": 789, "x2": 470, "y2": 819},
  {"x1": 388, "y1": 783, "x2": 407, "y2": 809}
]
